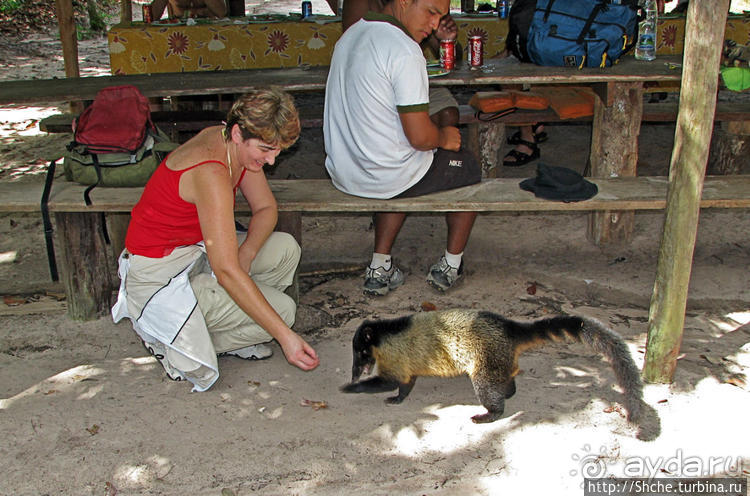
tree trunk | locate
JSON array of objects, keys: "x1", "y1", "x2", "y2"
[{"x1": 642, "y1": 0, "x2": 729, "y2": 383}]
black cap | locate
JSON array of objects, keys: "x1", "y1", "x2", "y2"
[{"x1": 519, "y1": 163, "x2": 598, "y2": 202}]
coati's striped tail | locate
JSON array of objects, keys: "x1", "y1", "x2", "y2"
[{"x1": 580, "y1": 317, "x2": 643, "y2": 422}]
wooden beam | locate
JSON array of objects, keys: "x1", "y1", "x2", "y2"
[
  {"x1": 120, "y1": 0, "x2": 132, "y2": 23},
  {"x1": 642, "y1": 0, "x2": 729, "y2": 383}
]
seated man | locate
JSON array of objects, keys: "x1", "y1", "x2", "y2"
[
  {"x1": 342, "y1": 0, "x2": 460, "y2": 128},
  {"x1": 324, "y1": 0, "x2": 481, "y2": 295},
  {"x1": 150, "y1": 0, "x2": 228, "y2": 19}
]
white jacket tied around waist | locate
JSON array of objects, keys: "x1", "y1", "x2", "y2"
[{"x1": 112, "y1": 243, "x2": 220, "y2": 392}]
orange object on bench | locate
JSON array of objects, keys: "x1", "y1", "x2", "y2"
[
  {"x1": 469, "y1": 91, "x2": 515, "y2": 113},
  {"x1": 532, "y1": 87, "x2": 596, "y2": 119},
  {"x1": 511, "y1": 91, "x2": 550, "y2": 110},
  {"x1": 469, "y1": 90, "x2": 550, "y2": 113}
]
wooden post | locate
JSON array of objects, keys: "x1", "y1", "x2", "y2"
[
  {"x1": 120, "y1": 0, "x2": 133, "y2": 23},
  {"x1": 466, "y1": 121, "x2": 505, "y2": 178},
  {"x1": 55, "y1": 213, "x2": 117, "y2": 321},
  {"x1": 642, "y1": 0, "x2": 729, "y2": 383},
  {"x1": 54, "y1": 0, "x2": 82, "y2": 113},
  {"x1": 587, "y1": 82, "x2": 642, "y2": 245},
  {"x1": 708, "y1": 120, "x2": 750, "y2": 175}
]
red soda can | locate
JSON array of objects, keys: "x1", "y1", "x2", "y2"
[
  {"x1": 439, "y1": 39, "x2": 455, "y2": 71},
  {"x1": 142, "y1": 3, "x2": 153, "y2": 23},
  {"x1": 468, "y1": 35, "x2": 483, "y2": 68}
]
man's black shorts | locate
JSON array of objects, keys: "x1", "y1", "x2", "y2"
[{"x1": 396, "y1": 148, "x2": 481, "y2": 199}]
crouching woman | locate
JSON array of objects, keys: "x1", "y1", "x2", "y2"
[{"x1": 112, "y1": 88, "x2": 319, "y2": 390}]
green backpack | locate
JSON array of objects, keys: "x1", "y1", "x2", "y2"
[{"x1": 63, "y1": 127, "x2": 178, "y2": 188}]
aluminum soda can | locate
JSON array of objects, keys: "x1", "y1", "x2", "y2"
[
  {"x1": 439, "y1": 39, "x2": 455, "y2": 71},
  {"x1": 301, "y1": 1, "x2": 313, "y2": 18},
  {"x1": 468, "y1": 35, "x2": 483, "y2": 69},
  {"x1": 497, "y1": 0, "x2": 508, "y2": 19},
  {"x1": 142, "y1": 3, "x2": 153, "y2": 23}
]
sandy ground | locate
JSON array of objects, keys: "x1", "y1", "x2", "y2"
[{"x1": 1, "y1": 4, "x2": 750, "y2": 495}]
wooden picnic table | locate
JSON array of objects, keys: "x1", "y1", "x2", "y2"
[{"x1": 0, "y1": 55, "x2": 683, "y2": 105}]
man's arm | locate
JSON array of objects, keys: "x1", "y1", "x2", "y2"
[{"x1": 399, "y1": 111, "x2": 460, "y2": 151}]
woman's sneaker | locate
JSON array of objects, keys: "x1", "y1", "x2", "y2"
[
  {"x1": 142, "y1": 340, "x2": 186, "y2": 381},
  {"x1": 220, "y1": 343, "x2": 273, "y2": 360},
  {"x1": 363, "y1": 264, "x2": 405, "y2": 296},
  {"x1": 426, "y1": 256, "x2": 463, "y2": 292}
]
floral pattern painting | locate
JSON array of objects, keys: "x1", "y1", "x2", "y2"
[
  {"x1": 108, "y1": 16, "x2": 515, "y2": 74},
  {"x1": 108, "y1": 16, "x2": 748, "y2": 75}
]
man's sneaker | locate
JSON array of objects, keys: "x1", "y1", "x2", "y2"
[
  {"x1": 142, "y1": 340, "x2": 186, "y2": 381},
  {"x1": 363, "y1": 264, "x2": 405, "y2": 296},
  {"x1": 220, "y1": 343, "x2": 273, "y2": 360},
  {"x1": 426, "y1": 256, "x2": 463, "y2": 292}
]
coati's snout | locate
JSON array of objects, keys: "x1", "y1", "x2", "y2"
[
  {"x1": 350, "y1": 348, "x2": 374, "y2": 381},
  {"x1": 350, "y1": 322, "x2": 377, "y2": 381}
]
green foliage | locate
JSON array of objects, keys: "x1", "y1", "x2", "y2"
[{"x1": 0, "y1": 0, "x2": 22, "y2": 15}]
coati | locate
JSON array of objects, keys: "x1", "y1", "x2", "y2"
[{"x1": 340, "y1": 309, "x2": 643, "y2": 424}]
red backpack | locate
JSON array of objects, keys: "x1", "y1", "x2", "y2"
[{"x1": 72, "y1": 85, "x2": 155, "y2": 154}]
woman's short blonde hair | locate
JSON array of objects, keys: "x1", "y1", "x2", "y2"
[{"x1": 224, "y1": 88, "x2": 301, "y2": 149}]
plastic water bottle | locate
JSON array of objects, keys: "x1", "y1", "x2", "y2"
[{"x1": 635, "y1": 0, "x2": 657, "y2": 61}]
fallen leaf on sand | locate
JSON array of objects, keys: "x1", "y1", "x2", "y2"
[
  {"x1": 724, "y1": 374, "x2": 747, "y2": 388},
  {"x1": 300, "y1": 398, "x2": 328, "y2": 411},
  {"x1": 603, "y1": 405, "x2": 625, "y2": 417},
  {"x1": 421, "y1": 301, "x2": 437, "y2": 312},
  {"x1": 3, "y1": 295, "x2": 27, "y2": 306},
  {"x1": 86, "y1": 424, "x2": 100, "y2": 435}
]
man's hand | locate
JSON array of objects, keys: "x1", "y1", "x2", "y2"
[
  {"x1": 438, "y1": 126, "x2": 461, "y2": 151},
  {"x1": 434, "y1": 15, "x2": 458, "y2": 42}
]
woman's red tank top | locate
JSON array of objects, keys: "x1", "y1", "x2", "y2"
[{"x1": 125, "y1": 158, "x2": 245, "y2": 258}]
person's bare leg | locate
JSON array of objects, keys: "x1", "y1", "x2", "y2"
[
  {"x1": 445, "y1": 211, "x2": 477, "y2": 254},
  {"x1": 373, "y1": 212, "x2": 407, "y2": 254}
]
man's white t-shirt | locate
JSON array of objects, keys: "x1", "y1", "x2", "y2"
[{"x1": 323, "y1": 14, "x2": 433, "y2": 199}]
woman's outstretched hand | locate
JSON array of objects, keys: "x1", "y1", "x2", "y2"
[{"x1": 279, "y1": 332, "x2": 320, "y2": 371}]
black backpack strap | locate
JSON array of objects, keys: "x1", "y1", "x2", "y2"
[
  {"x1": 475, "y1": 107, "x2": 518, "y2": 122},
  {"x1": 577, "y1": 2, "x2": 606, "y2": 44},
  {"x1": 41, "y1": 160, "x2": 59, "y2": 282},
  {"x1": 81, "y1": 155, "x2": 111, "y2": 246},
  {"x1": 543, "y1": 0, "x2": 556, "y2": 21},
  {"x1": 83, "y1": 153, "x2": 103, "y2": 206}
]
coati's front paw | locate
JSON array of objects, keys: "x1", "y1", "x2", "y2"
[
  {"x1": 340, "y1": 382, "x2": 363, "y2": 393},
  {"x1": 385, "y1": 395, "x2": 405, "y2": 405},
  {"x1": 471, "y1": 410, "x2": 503, "y2": 424}
]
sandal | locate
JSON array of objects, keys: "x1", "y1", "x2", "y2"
[
  {"x1": 507, "y1": 123, "x2": 548, "y2": 145},
  {"x1": 503, "y1": 139, "x2": 540, "y2": 167}
]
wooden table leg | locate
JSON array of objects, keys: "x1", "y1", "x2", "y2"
[
  {"x1": 466, "y1": 120, "x2": 505, "y2": 178},
  {"x1": 708, "y1": 120, "x2": 750, "y2": 175},
  {"x1": 587, "y1": 82, "x2": 643, "y2": 245},
  {"x1": 54, "y1": 212, "x2": 117, "y2": 321}
]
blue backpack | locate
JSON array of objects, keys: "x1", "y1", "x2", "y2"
[{"x1": 507, "y1": 0, "x2": 640, "y2": 68}]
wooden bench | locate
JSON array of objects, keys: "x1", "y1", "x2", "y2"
[{"x1": 1, "y1": 175, "x2": 750, "y2": 320}]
